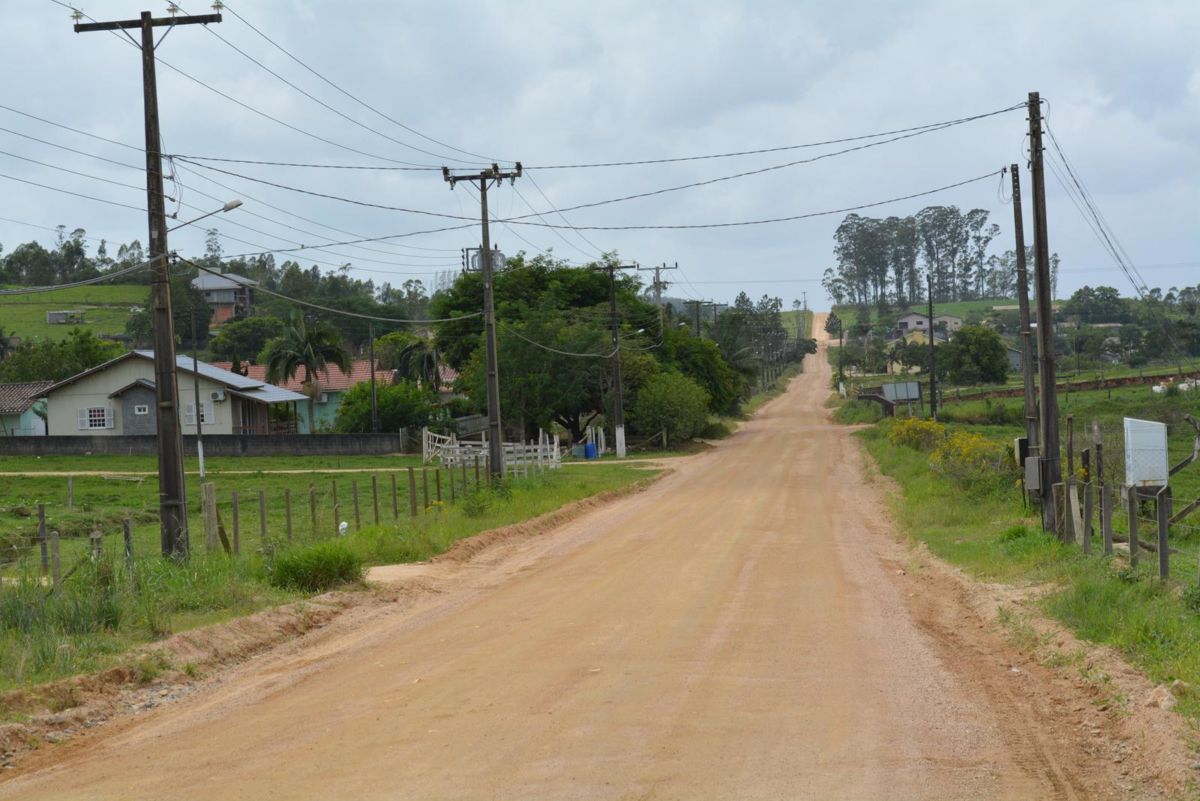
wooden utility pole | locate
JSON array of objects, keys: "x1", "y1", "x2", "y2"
[
  {"x1": 443, "y1": 163, "x2": 522, "y2": 477},
  {"x1": 638, "y1": 261, "x2": 677, "y2": 307},
  {"x1": 927, "y1": 271, "x2": 938, "y2": 420},
  {"x1": 603, "y1": 263, "x2": 638, "y2": 458},
  {"x1": 75, "y1": 9, "x2": 222, "y2": 559},
  {"x1": 368, "y1": 322, "x2": 379, "y2": 434},
  {"x1": 1011, "y1": 164, "x2": 1039, "y2": 455},
  {"x1": 1029, "y1": 91, "x2": 1062, "y2": 533}
]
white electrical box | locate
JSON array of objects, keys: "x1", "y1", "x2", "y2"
[{"x1": 1124, "y1": 417, "x2": 1168, "y2": 488}]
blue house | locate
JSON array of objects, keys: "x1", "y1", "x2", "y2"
[{"x1": 0, "y1": 381, "x2": 52, "y2": 436}]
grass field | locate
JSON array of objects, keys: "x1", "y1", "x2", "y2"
[
  {"x1": 0, "y1": 460, "x2": 655, "y2": 688},
  {"x1": 833, "y1": 298, "x2": 1019, "y2": 324},
  {"x1": 0, "y1": 453, "x2": 424, "y2": 475},
  {"x1": 847, "y1": 383, "x2": 1200, "y2": 723},
  {"x1": 779, "y1": 309, "x2": 813, "y2": 339},
  {"x1": 0, "y1": 284, "x2": 148, "y2": 341}
]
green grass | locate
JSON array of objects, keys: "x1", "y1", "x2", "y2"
[
  {"x1": 0, "y1": 284, "x2": 148, "y2": 342},
  {"x1": 0, "y1": 453, "x2": 425, "y2": 475},
  {"x1": 779, "y1": 309, "x2": 813, "y2": 338},
  {"x1": 0, "y1": 461, "x2": 653, "y2": 691},
  {"x1": 855, "y1": 411, "x2": 1200, "y2": 723},
  {"x1": 833, "y1": 298, "x2": 1018, "y2": 325}
]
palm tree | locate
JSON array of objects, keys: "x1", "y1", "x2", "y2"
[
  {"x1": 263, "y1": 312, "x2": 351, "y2": 434},
  {"x1": 393, "y1": 335, "x2": 444, "y2": 392},
  {"x1": 0, "y1": 327, "x2": 12, "y2": 362}
]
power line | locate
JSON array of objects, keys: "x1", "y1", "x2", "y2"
[
  {"x1": 498, "y1": 321, "x2": 617, "y2": 358},
  {"x1": 0, "y1": 102, "x2": 141, "y2": 153},
  {"x1": 218, "y1": 1, "x2": 503, "y2": 164},
  {"x1": 0, "y1": 257, "x2": 152, "y2": 295},
  {"x1": 522, "y1": 173, "x2": 607, "y2": 257},
  {"x1": 0, "y1": 171, "x2": 143, "y2": 211},
  {"x1": 177, "y1": 255, "x2": 483, "y2": 324},
  {"x1": 173, "y1": 1, "x2": 482, "y2": 167},
  {"x1": 0, "y1": 147, "x2": 147, "y2": 193}
]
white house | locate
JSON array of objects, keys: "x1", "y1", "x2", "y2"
[
  {"x1": 191, "y1": 272, "x2": 257, "y2": 325},
  {"x1": 895, "y1": 312, "x2": 963, "y2": 333},
  {"x1": 43, "y1": 351, "x2": 307, "y2": 436}
]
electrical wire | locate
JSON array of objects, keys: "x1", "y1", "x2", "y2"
[
  {"x1": 0, "y1": 171, "x2": 143, "y2": 211},
  {"x1": 0, "y1": 102, "x2": 141, "y2": 153},
  {"x1": 0, "y1": 148, "x2": 148, "y2": 193},
  {"x1": 0, "y1": 257, "x2": 152, "y2": 295},
  {"x1": 172, "y1": 1, "x2": 482, "y2": 166},
  {"x1": 498, "y1": 321, "x2": 616, "y2": 358},
  {"x1": 218, "y1": 1, "x2": 504, "y2": 164},
  {"x1": 177, "y1": 256, "x2": 483, "y2": 324}
]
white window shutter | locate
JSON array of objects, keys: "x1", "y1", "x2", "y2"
[
  {"x1": 77, "y1": 408, "x2": 87, "y2": 430},
  {"x1": 184, "y1": 403, "x2": 194, "y2": 425},
  {"x1": 105, "y1": 407, "x2": 114, "y2": 429}
]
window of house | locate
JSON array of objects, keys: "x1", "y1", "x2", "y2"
[
  {"x1": 184, "y1": 401, "x2": 213, "y2": 425},
  {"x1": 134, "y1": 404, "x2": 150, "y2": 416},
  {"x1": 79, "y1": 406, "x2": 113, "y2": 430}
]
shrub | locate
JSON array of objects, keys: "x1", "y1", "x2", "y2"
[
  {"x1": 887, "y1": 417, "x2": 945, "y2": 451},
  {"x1": 460, "y1": 488, "x2": 493, "y2": 518},
  {"x1": 631, "y1": 372, "x2": 711, "y2": 446},
  {"x1": 930, "y1": 430, "x2": 1015, "y2": 491},
  {"x1": 269, "y1": 540, "x2": 363, "y2": 592}
]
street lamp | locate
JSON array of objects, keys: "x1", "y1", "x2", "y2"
[
  {"x1": 168, "y1": 199, "x2": 243, "y2": 232},
  {"x1": 174, "y1": 199, "x2": 242, "y2": 486}
]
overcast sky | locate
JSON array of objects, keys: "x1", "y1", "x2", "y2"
[{"x1": 2, "y1": 0, "x2": 1197, "y2": 308}]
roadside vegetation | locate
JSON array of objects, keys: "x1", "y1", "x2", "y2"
[
  {"x1": 0, "y1": 462, "x2": 654, "y2": 690},
  {"x1": 842, "y1": 385, "x2": 1200, "y2": 722}
]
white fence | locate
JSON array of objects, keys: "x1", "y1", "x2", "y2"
[{"x1": 422, "y1": 428, "x2": 562, "y2": 477}]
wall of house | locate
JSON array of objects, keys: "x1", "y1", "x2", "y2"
[
  {"x1": 46, "y1": 359, "x2": 236, "y2": 436},
  {"x1": 0, "y1": 406, "x2": 46, "y2": 436},
  {"x1": 120, "y1": 385, "x2": 157, "y2": 436},
  {"x1": 296, "y1": 390, "x2": 341, "y2": 433}
]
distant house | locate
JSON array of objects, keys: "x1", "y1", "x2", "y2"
[
  {"x1": 43, "y1": 351, "x2": 307, "y2": 436},
  {"x1": 0, "y1": 381, "x2": 52, "y2": 436},
  {"x1": 1007, "y1": 346, "x2": 1025, "y2": 373},
  {"x1": 895, "y1": 312, "x2": 963, "y2": 333},
  {"x1": 191, "y1": 272, "x2": 257, "y2": 325},
  {"x1": 902, "y1": 329, "x2": 949, "y2": 346},
  {"x1": 46, "y1": 310, "x2": 85, "y2": 325},
  {"x1": 212, "y1": 359, "x2": 393, "y2": 432}
]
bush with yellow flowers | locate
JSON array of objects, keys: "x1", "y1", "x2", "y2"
[
  {"x1": 930, "y1": 430, "x2": 1016, "y2": 491},
  {"x1": 887, "y1": 417, "x2": 946, "y2": 451}
]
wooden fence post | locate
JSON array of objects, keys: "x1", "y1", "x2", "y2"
[
  {"x1": 352, "y1": 480, "x2": 361, "y2": 530},
  {"x1": 449, "y1": 464, "x2": 456, "y2": 504},
  {"x1": 49, "y1": 528, "x2": 60, "y2": 588},
  {"x1": 285, "y1": 488, "x2": 293, "y2": 542},
  {"x1": 89, "y1": 530, "x2": 102, "y2": 560},
  {"x1": 231, "y1": 490, "x2": 241, "y2": 555},
  {"x1": 474, "y1": 454, "x2": 480, "y2": 489},
  {"x1": 309, "y1": 484, "x2": 317, "y2": 539},
  {"x1": 461, "y1": 462, "x2": 468, "y2": 495},
  {"x1": 390, "y1": 473, "x2": 398, "y2": 520},
  {"x1": 1128, "y1": 486, "x2": 1140, "y2": 569},
  {"x1": 67, "y1": 476, "x2": 74, "y2": 510},
  {"x1": 202, "y1": 482, "x2": 218, "y2": 552},
  {"x1": 435, "y1": 468, "x2": 442, "y2": 504},
  {"x1": 258, "y1": 489, "x2": 268, "y2": 548},
  {"x1": 37, "y1": 503, "x2": 48, "y2": 576},
  {"x1": 1158, "y1": 486, "x2": 1171, "y2": 580},
  {"x1": 1101, "y1": 484, "x2": 1113, "y2": 556},
  {"x1": 422, "y1": 469, "x2": 429, "y2": 509},
  {"x1": 332, "y1": 481, "x2": 340, "y2": 536},
  {"x1": 408, "y1": 467, "x2": 418, "y2": 517},
  {"x1": 372, "y1": 475, "x2": 380, "y2": 524},
  {"x1": 1082, "y1": 481, "x2": 1093, "y2": 555},
  {"x1": 123, "y1": 518, "x2": 133, "y2": 568}
]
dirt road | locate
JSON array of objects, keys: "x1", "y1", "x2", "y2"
[{"x1": 0, "y1": 320, "x2": 1174, "y2": 799}]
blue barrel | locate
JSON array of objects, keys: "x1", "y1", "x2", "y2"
[{"x1": 584, "y1": 442, "x2": 597, "y2": 459}]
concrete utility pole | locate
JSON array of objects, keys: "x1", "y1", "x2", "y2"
[
  {"x1": 190, "y1": 310, "x2": 206, "y2": 482},
  {"x1": 1028, "y1": 91, "x2": 1062, "y2": 533},
  {"x1": 603, "y1": 263, "x2": 638, "y2": 458},
  {"x1": 1011, "y1": 164, "x2": 1039, "y2": 456},
  {"x1": 443, "y1": 163, "x2": 522, "y2": 477},
  {"x1": 76, "y1": 9, "x2": 222, "y2": 559},
  {"x1": 638, "y1": 261, "x2": 677, "y2": 308},
  {"x1": 927, "y1": 271, "x2": 938, "y2": 420}
]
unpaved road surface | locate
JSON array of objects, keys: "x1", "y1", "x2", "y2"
[{"x1": 0, "y1": 320, "x2": 1182, "y2": 800}]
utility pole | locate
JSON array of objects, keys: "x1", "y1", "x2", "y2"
[
  {"x1": 602, "y1": 263, "x2": 638, "y2": 458},
  {"x1": 443, "y1": 163, "x2": 522, "y2": 477},
  {"x1": 76, "y1": 9, "x2": 222, "y2": 559},
  {"x1": 1011, "y1": 164, "x2": 1039, "y2": 457},
  {"x1": 368, "y1": 322, "x2": 378, "y2": 434},
  {"x1": 927, "y1": 271, "x2": 938, "y2": 420},
  {"x1": 1029, "y1": 91, "x2": 1062, "y2": 534},
  {"x1": 638, "y1": 261, "x2": 677, "y2": 307}
]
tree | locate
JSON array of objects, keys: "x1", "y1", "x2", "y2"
[
  {"x1": 334, "y1": 380, "x2": 434, "y2": 433},
  {"x1": 630, "y1": 372, "x2": 710, "y2": 446},
  {"x1": 0, "y1": 326, "x2": 12, "y2": 362},
  {"x1": 1062, "y1": 285, "x2": 1126, "y2": 324},
  {"x1": 209, "y1": 316, "x2": 284, "y2": 364},
  {"x1": 262, "y1": 312, "x2": 351, "y2": 434},
  {"x1": 0, "y1": 329, "x2": 122, "y2": 383},
  {"x1": 938, "y1": 325, "x2": 1009, "y2": 385},
  {"x1": 389, "y1": 335, "x2": 445, "y2": 392}
]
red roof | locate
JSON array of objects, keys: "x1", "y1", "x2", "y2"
[{"x1": 210, "y1": 359, "x2": 393, "y2": 393}]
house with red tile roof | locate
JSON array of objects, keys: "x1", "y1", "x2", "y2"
[{"x1": 211, "y1": 359, "x2": 393, "y2": 432}]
